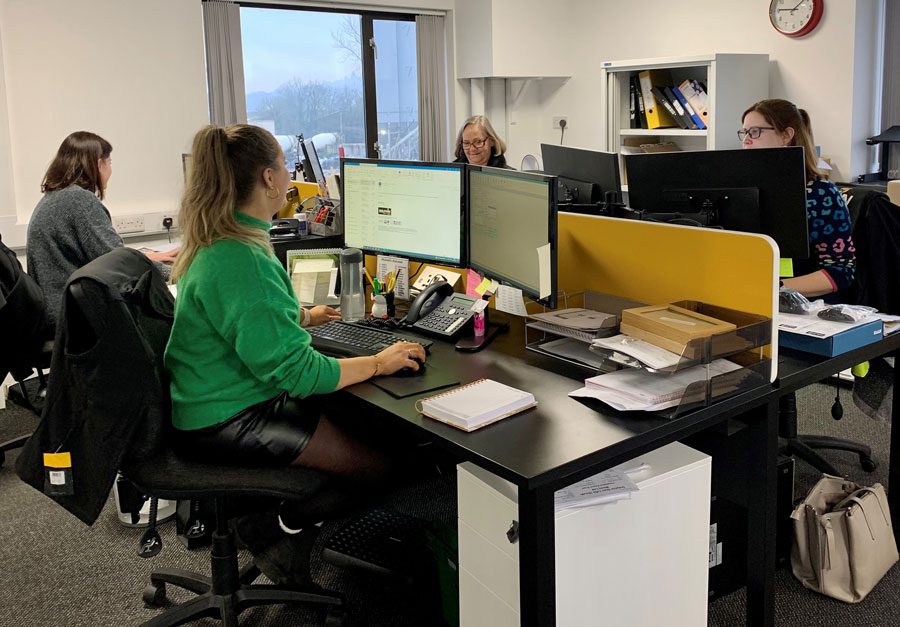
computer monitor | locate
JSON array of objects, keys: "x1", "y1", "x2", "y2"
[
  {"x1": 300, "y1": 138, "x2": 327, "y2": 195},
  {"x1": 625, "y1": 147, "x2": 810, "y2": 259},
  {"x1": 467, "y1": 167, "x2": 558, "y2": 308},
  {"x1": 341, "y1": 159, "x2": 466, "y2": 266},
  {"x1": 540, "y1": 143, "x2": 621, "y2": 208}
]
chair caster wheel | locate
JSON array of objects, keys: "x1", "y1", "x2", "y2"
[
  {"x1": 861, "y1": 458, "x2": 877, "y2": 473},
  {"x1": 324, "y1": 606, "x2": 345, "y2": 626},
  {"x1": 143, "y1": 582, "x2": 167, "y2": 606}
]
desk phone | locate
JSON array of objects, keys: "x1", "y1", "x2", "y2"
[{"x1": 405, "y1": 281, "x2": 478, "y2": 341}]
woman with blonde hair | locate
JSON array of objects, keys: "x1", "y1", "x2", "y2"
[
  {"x1": 453, "y1": 115, "x2": 512, "y2": 168},
  {"x1": 167, "y1": 123, "x2": 426, "y2": 474},
  {"x1": 165, "y1": 123, "x2": 428, "y2": 582},
  {"x1": 740, "y1": 99, "x2": 855, "y2": 300}
]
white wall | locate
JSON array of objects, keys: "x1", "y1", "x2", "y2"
[
  {"x1": 487, "y1": 0, "x2": 882, "y2": 180},
  {"x1": 0, "y1": 0, "x2": 209, "y2": 247}
]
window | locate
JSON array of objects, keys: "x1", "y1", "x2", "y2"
[{"x1": 240, "y1": 5, "x2": 418, "y2": 175}]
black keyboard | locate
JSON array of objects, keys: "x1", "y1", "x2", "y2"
[{"x1": 307, "y1": 320, "x2": 432, "y2": 357}]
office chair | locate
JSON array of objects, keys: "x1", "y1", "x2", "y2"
[
  {"x1": 0, "y1": 234, "x2": 52, "y2": 468},
  {"x1": 15, "y1": 248, "x2": 355, "y2": 625},
  {"x1": 779, "y1": 188, "x2": 899, "y2": 476}
]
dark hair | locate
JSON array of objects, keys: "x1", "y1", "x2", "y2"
[
  {"x1": 41, "y1": 131, "x2": 112, "y2": 200},
  {"x1": 172, "y1": 124, "x2": 282, "y2": 280},
  {"x1": 742, "y1": 99, "x2": 821, "y2": 181}
]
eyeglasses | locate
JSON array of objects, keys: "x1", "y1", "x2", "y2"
[
  {"x1": 737, "y1": 127, "x2": 776, "y2": 141},
  {"x1": 462, "y1": 138, "x2": 488, "y2": 150}
]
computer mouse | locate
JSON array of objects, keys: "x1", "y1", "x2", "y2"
[{"x1": 396, "y1": 356, "x2": 426, "y2": 377}]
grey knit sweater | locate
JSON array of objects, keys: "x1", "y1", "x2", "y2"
[{"x1": 26, "y1": 185, "x2": 170, "y2": 326}]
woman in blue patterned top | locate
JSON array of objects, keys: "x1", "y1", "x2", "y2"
[{"x1": 740, "y1": 99, "x2": 855, "y2": 301}]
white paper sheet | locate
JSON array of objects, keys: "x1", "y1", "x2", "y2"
[
  {"x1": 495, "y1": 284, "x2": 528, "y2": 316},
  {"x1": 537, "y1": 243, "x2": 551, "y2": 299}
]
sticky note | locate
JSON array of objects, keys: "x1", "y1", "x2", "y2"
[
  {"x1": 466, "y1": 269, "x2": 482, "y2": 297},
  {"x1": 475, "y1": 277, "x2": 493, "y2": 297},
  {"x1": 779, "y1": 258, "x2": 794, "y2": 278},
  {"x1": 537, "y1": 244, "x2": 551, "y2": 299}
]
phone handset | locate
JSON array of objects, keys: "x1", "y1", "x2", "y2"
[{"x1": 405, "y1": 280, "x2": 453, "y2": 324}]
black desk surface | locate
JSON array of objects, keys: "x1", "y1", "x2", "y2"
[
  {"x1": 339, "y1": 314, "x2": 773, "y2": 491},
  {"x1": 776, "y1": 332, "x2": 900, "y2": 393}
]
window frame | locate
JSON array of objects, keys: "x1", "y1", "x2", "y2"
[{"x1": 238, "y1": 2, "x2": 416, "y2": 159}]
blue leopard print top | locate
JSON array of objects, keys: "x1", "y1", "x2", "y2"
[{"x1": 795, "y1": 178, "x2": 855, "y2": 295}]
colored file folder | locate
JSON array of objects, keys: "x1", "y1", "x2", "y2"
[{"x1": 639, "y1": 70, "x2": 677, "y2": 129}]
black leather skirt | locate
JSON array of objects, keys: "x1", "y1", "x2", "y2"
[{"x1": 172, "y1": 392, "x2": 320, "y2": 467}]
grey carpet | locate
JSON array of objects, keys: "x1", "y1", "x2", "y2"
[{"x1": 1, "y1": 380, "x2": 897, "y2": 626}]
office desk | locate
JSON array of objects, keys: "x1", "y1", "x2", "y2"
[
  {"x1": 776, "y1": 333, "x2": 900, "y2": 539},
  {"x1": 336, "y1": 315, "x2": 778, "y2": 626}
]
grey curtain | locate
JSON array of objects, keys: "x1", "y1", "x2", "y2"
[
  {"x1": 416, "y1": 15, "x2": 448, "y2": 162},
  {"x1": 203, "y1": 0, "x2": 247, "y2": 125}
]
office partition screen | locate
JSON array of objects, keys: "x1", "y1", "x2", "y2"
[
  {"x1": 341, "y1": 159, "x2": 465, "y2": 266},
  {"x1": 468, "y1": 167, "x2": 558, "y2": 307}
]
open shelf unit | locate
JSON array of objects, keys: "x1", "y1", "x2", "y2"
[{"x1": 600, "y1": 53, "x2": 769, "y2": 161}]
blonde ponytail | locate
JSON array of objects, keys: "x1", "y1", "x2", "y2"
[{"x1": 171, "y1": 125, "x2": 278, "y2": 281}]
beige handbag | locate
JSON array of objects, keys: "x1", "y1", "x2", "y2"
[{"x1": 791, "y1": 474, "x2": 899, "y2": 603}]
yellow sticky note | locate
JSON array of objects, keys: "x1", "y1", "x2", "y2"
[
  {"x1": 779, "y1": 258, "x2": 794, "y2": 278},
  {"x1": 475, "y1": 277, "x2": 493, "y2": 297}
]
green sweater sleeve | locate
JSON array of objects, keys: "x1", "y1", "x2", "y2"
[{"x1": 196, "y1": 241, "x2": 340, "y2": 398}]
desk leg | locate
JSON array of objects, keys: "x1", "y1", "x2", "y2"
[
  {"x1": 890, "y1": 349, "x2": 900, "y2": 543},
  {"x1": 745, "y1": 400, "x2": 777, "y2": 627},
  {"x1": 518, "y1": 484, "x2": 556, "y2": 627}
]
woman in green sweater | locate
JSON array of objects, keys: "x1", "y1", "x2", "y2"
[{"x1": 164, "y1": 124, "x2": 426, "y2": 480}]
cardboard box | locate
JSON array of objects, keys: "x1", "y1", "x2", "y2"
[
  {"x1": 621, "y1": 304, "x2": 736, "y2": 356},
  {"x1": 778, "y1": 318, "x2": 883, "y2": 356}
]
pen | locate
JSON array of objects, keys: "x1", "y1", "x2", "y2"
[
  {"x1": 373, "y1": 277, "x2": 381, "y2": 294},
  {"x1": 386, "y1": 271, "x2": 396, "y2": 293},
  {"x1": 364, "y1": 269, "x2": 375, "y2": 289}
]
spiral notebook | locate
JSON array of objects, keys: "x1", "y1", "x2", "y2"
[{"x1": 415, "y1": 379, "x2": 537, "y2": 432}]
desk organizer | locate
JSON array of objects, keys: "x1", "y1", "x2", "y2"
[{"x1": 527, "y1": 296, "x2": 772, "y2": 418}]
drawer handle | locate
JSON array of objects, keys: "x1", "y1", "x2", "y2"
[{"x1": 506, "y1": 520, "x2": 519, "y2": 544}]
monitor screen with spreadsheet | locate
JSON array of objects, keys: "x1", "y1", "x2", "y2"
[
  {"x1": 467, "y1": 167, "x2": 558, "y2": 308},
  {"x1": 340, "y1": 159, "x2": 466, "y2": 266}
]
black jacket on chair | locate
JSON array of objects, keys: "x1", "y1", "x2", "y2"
[
  {"x1": 16, "y1": 249, "x2": 173, "y2": 525},
  {"x1": 0, "y1": 234, "x2": 48, "y2": 381},
  {"x1": 848, "y1": 192, "x2": 900, "y2": 314}
]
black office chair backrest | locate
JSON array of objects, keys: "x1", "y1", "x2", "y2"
[
  {"x1": 16, "y1": 248, "x2": 175, "y2": 525},
  {"x1": 0, "y1": 234, "x2": 49, "y2": 381},
  {"x1": 846, "y1": 191, "x2": 900, "y2": 314}
]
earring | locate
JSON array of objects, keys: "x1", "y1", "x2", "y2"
[{"x1": 266, "y1": 185, "x2": 279, "y2": 200}]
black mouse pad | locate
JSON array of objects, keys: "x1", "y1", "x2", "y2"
[{"x1": 369, "y1": 366, "x2": 460, "y2": 399}]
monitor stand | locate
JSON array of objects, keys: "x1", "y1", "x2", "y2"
[{"x1": 455, "y1": 308, "x2": 508, "y2": 353}]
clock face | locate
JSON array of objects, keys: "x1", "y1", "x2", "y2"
[{"x1": 769, "y1": 0, "x2": 823, "y2": 37}]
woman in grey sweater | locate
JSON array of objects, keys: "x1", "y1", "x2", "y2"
[{"x1": 27, "y1": 131, "x2": 177, "y2": 326}]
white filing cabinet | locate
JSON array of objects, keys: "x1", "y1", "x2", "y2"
[{"x1": 458, "y1": 442, "x2": 711, "y2": 627}]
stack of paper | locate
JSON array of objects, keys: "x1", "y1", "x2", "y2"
[
  {"x1": 569, "y1": 359, "x2": 741, "y2": 411},
  {"x1": 553, "y1": 464, "x2": 650, "y2": 511},
  {"x1": 291, "y1": 258, "x2": 338, "y2": 307},
  {"x1": 591, "y1": 334, "x2": 688, "y2": 371}
]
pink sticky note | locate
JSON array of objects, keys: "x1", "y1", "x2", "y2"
[{"x1": 466, "y1": 269, "x2": 481, "y2": 297}]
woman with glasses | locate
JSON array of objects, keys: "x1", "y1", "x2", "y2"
[
  {"x1": 453, "y1": 115, "x2": 512, "y2": 168},
  {"x1": 740, "y1": 99, "x2": 855, "y2": 301}
]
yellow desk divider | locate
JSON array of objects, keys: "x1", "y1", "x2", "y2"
[{"x1": 557, "y1": 214, "x2": 779, "y2": 380}]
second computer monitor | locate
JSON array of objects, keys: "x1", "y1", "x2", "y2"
[
  {"x1": 625, "y1": 147, "x2": 810, "y2": 259},
  {"x1": 468, "y1": 167, "x2": 558, "y2": 308},
  {"x1": 541, "y1": 143, "x2": 620, "y2": 206},
  {"x1": 300, "y1": 138, "x2": 326, "y2": 192},
  {"x1": 341, "y1": 159, "x2": 466, "y2": 266}
]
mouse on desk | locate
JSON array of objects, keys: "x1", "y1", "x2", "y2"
[{"x1": 395, "y1": 356, "x2": 426, "y2": 377}]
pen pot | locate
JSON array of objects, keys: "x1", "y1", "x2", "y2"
[{"x1": 371, "y1": 291, "x2": 395, "y2": 319}]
